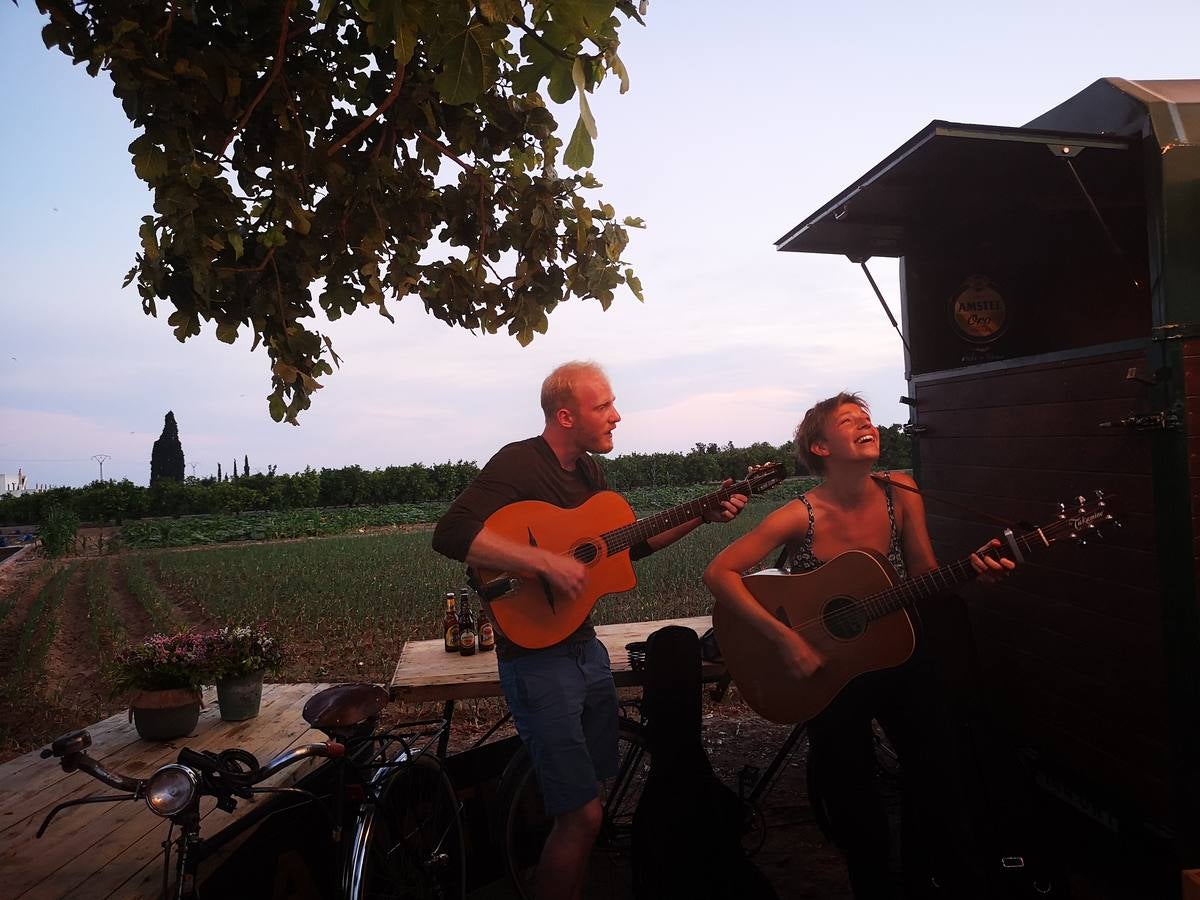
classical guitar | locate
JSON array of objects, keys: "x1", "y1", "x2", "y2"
[
  {"x1": 472, "y1": 463, "x2": 786, "y2": 649},
  {"x1": 714, "y1": 493, "x2": 1114, "y2": 724}
]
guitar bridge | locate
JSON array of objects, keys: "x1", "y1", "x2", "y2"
[{"x1": 481, "y1": 577, "x2": 520, "y2": 601}]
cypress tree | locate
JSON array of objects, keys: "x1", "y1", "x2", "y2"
[
  {"x1": 217, "y1": 462, "x2": 222, "y2": 481},
  {"x1": 244, "y1": 454, "x2": 249, "y2": 477},
  {"x1": 150, "y1": 411, "x2": 185, "y2": 483}
]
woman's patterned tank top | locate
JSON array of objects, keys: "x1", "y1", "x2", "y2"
[{"x1": 782, "y1": 480, "x2": 908, "y2": 580}]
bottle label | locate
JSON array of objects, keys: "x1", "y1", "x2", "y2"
[
  {"x1": 445, "y1": 625, "x2": 459, "y2": 649},
  {"x1": 479, "y1": 622, "x2": 495, "y2": 648}
]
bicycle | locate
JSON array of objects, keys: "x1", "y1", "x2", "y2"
[
  {"x1": 495, "y1": 670, "x2": 903, "y2": 900},
  {"x1": 37, "y1": 682, "x2": 465, "y2": 900},
  {"x1": 495, "y1": 668, "x2": 818, "y2": 900},
  {"x1": 498, "y1": 698, "x2": 651, "y2": 900}
]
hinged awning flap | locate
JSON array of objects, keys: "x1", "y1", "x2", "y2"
[{"x1": 776, "y1": 121, "x2": 1135, "y2": 259}]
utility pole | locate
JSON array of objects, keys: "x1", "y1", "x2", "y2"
[
  {"x1": 91, "y1": 453, "x2": 111, "y2": 482},
  {"x1": 189, "y1": 463, "x2": 197, "y2": 478}
]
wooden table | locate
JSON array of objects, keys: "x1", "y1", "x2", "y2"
[
  {"x1": 389, "y1": 615, "x2": 723, "y2": 702},
  {"x1": 0, "y1": 683, "x2": 330, "y2": 899}
]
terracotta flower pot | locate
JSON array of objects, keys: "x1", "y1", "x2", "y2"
[{"x1": 129, "y1": 688, "x2": 202, "y2": 741}]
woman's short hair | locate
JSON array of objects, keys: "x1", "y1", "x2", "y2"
[
  {"x1": 540, "y1": 361, "x2": 607, "y2": 421},
  {"x1": 793, "y1": 392, "x2": 869, "y2": 475}
]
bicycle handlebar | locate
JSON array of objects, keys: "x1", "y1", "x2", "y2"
[{"x1": 37, "y1": 728, "x2": 345, "y2": 837}]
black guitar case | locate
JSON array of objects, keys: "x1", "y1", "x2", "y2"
[{"x1": 631, "y1": 625, "x2": 778, "y2": 900}]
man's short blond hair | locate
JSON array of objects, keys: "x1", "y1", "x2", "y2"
[{"x1": 541, "y1": 361, "x2": 607, "y2": 421}]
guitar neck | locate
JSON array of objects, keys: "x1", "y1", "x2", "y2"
[
  {"x1": 602, "y1": 480, "x2": 753, "y2": 555},
  {"x1": 860, "y1": 526, "x2": 1048, "y2": 623}
]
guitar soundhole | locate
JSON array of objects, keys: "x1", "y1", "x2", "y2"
[
  {"x1": 572, "y1": 541, "x2": 600, "y2": 565},
  {"x1": 822, "y1": 596, "x2": 867, "y2": 641}
]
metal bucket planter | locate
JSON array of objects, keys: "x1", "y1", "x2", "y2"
[
  {"x1": 129, "y1": 688, "x2": 202, "y2": 741},
  {"x1": 216, "y1": 671, "x2": 264, "y2": 721}
]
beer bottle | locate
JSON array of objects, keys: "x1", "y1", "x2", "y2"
[
  {"x1": 443, "y1": 592, "x2": 459, "y2": 653},
  {"x1": 458, "y1": 590, "x2": 477, "y2": 656},
  {"x1": 477, "y1": 599, "x2": 496, "y2": 652}
]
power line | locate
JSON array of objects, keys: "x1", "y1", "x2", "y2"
[{"x1": 0, "y1": 458, "x2": 106, "y2": 463}]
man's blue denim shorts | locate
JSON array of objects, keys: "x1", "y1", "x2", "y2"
[{"x1": 498, "y1": 637, "x2": 619, "y2": 817}]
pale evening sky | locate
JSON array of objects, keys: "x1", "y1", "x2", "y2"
[{"x1": 2, "y1": 1, "x2": 1198, "y2": 487}]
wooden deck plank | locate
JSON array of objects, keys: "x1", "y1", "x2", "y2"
[
  {"x1": 26, "y1": 686, "x2": 324, "y2": 900},
  {"x1": 1, "y1": 683, "x2": 330, "y2": 900},
  {"x1": 5, "y1": 684, "x2": 308, "y2": 899},
  {"x1": 1, "y1": 683, "x2": 295, "y2": 829},
  {"x1": 390, "y1": 615, "x2": 720, "y2": 701}
]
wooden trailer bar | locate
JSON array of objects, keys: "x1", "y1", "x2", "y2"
[{"x1": 778, "y1": 77, "x2": 1200, "y2": 893}]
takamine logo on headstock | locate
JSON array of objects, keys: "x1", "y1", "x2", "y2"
[{"x1": 1056, "y1": 491, "x2": 1116, "y2": 546}]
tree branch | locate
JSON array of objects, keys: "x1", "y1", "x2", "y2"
[
  {"x1": 417, "y1": 132, "x2": 472, "y2": 173},
  {"x1": 269, "y1": 253, "x2": 292, "y2": 348},
  {"x1": 327, "y1": 62, "x2": 406, "y2": 157},
  {"x1": 217, "y1": 246, "x2": 276, "y2": 275},
  {"x1": 221, "y1": 0, "x2": 295, "y2": 157},
  {"x1": 153, "y1": 3, "x2": 176, "y2": 47},
  {"x1": 476, "y1": 175, "x2": 490, "y2": 266},
  {"x1": 517, "y1": 21, "x2": 576, "y2": 61}
]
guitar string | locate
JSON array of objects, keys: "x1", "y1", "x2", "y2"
[
  {"x1": 597, "y1": 468, "x2": 780, "y2": 557},
  {"x1": 780, "y1": 516, "x2": 1086, "y2": 638},
  {"x1": 789, "y1": 514, "x2": 1095, "y2": 636}
]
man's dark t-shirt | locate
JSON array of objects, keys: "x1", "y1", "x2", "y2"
[{"x1": 432, "y1": 436, "x2": 608, "y2": 660}]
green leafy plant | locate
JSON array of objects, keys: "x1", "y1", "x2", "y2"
[
  {"x1": 108, "y1": 631, "x2": 209, "y2": 694},
  {"x1": 37, "y1": 0, "x2": 648, "y2": 423},
  {"x1": 38, "y1": 504, "x2": 80, "y2": 557},
  {"x1": 205, "y1": 624, "x2": 285, "y2": 680}
]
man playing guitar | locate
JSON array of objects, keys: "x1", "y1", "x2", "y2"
[
  {"x1": 704, "y1": 391, "x2": 1013, "y2": 898},
  {"x1": 432, "y1": 360, "x2": 746, "y2": 900}
]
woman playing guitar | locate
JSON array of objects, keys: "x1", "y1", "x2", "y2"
[{"x1": 704, "y1": 392, "x2": 1013, "y2": 899}]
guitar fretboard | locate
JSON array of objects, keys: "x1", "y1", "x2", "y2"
[
  {"x1": 854, "y1": 521, "x2": 1066, "y2": 624},
  {"x1": 601, "y1": 480, "x2": 755, "y2": 555}
]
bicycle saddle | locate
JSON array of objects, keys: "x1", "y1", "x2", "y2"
[{"x1": 303, "y1": 683, "x2": 390, "y2": 731}]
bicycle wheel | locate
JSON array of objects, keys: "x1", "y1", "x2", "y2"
[
  {"x1": 346, "y1": 752, "x2": 466, "y2": 900},
  {"x1": 501, "y1": 718, "x2": 649, "y2": 900}
]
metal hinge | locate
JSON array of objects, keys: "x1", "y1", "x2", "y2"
[
  {"x1": 902, "y1": 424, "x2": 929, "y2": 436},
  {"x1": 1152, "y1": 323, "x2": 1200, "y2": 341},
  {"x1": 1098, "y1": 409, "x2": 1181, "y2": 431}
]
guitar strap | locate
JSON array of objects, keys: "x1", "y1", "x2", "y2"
[{"x1": 870, "y1": 473, "x2": 1026, "y2": 563}]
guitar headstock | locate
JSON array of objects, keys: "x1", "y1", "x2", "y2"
[
  {"x1": 743, "y1": 462, "x2": 786, "y2": 495},
  {"x1": 1051, "y1": 490, "x2": 1117, "y2": 546}
]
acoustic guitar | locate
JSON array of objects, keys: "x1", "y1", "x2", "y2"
[
  {"x1": 472, "y1": 463, "x2": 786, "y2": 649},
  {"x1": 714, "y1": 493, "x2": 1114, "y2": 724}
]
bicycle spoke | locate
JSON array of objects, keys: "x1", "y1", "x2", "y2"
[{"x1": 352, "y1": 754, "x2": 465, "y2": 900}]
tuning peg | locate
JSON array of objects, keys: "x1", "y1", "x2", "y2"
[{"x1": 1094, "y1": 489, "x2": 1105, "y2": 500}]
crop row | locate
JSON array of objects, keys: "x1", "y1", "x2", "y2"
[
  {"x1": 8, "y1": 564, "x2": 77, "y2": 692},
  {"x1": 119, "y1": 478, "x2": 822, "y2": 552},
  {"x1": 120, "y1": 503, "x2": 447, "y2": 550},
  {"x1": 121, "y1": 556, "x2": 183, "y2": 632},
  {"x1": 146, "y1": 495, "x2": 788, "y2": 681},
  {"x1": 85, "y1": 560, "x2": 125, "y2": 661}
]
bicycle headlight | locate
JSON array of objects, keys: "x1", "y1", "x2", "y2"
[{"x1": 145, "y1": 764, "x2": 198, "y2": 817}]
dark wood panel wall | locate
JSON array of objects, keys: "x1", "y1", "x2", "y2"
[
  {"x1": 1186, "y1": 341, "x2": 1200, "y2": 591},
  {"x1": 913, "y1": 349, "x2": 1171, "y2": 825}
]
